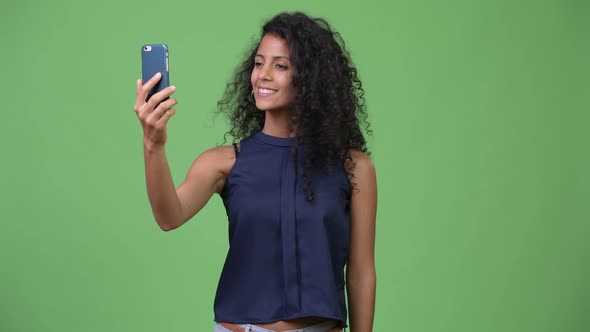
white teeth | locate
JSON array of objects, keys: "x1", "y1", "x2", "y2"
[{"x1": 258, "y1": 88, "x2": 277, "y2": 94}]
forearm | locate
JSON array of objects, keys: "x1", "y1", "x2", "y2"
[
  {"x1": 346, "y1": 268, "x2": 376, "y2": 332},
  {"x1": 143, "y1": 142, "x2": 182, "y2": 230}
]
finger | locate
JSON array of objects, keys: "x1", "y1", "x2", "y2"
[
  {"x1": 147, "y1": 98, "x2": 178, "y2": 122},
  {"x1": 133, "y1": 79, "x2": 145, "y2": 112},
  {"x1": 136, "y1": 79, "x2": 141, "y2": 96},
  {"x1": 146, "y1": 85, "x2": 177, "y2": 110},
  {"x1": 137, "y1": 72, "x2": 162, "y2": 102},
  {"x1": 155, "y1": 108, "x2": 176, "y2": 125}
]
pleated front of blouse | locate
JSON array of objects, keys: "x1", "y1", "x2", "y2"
[{"x1": 214, "y1": 131, "x2": 351, "y2": 328}]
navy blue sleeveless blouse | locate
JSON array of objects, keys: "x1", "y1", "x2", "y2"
[{"x1": 214, "y1": 131, "x2": 351, "y2": 328}]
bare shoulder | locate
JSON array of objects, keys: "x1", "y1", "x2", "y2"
[
  {"x1": 348, "y1": 149, "x2": 376, "y2": 179},
  {"x1": 350, "y1": 149, "x2": 374, "y2": 169},
  {"x1": 181, "y1": 145, "x2": 238, "y2": 195},
  {"x1": 196, "y1": 145, "x2": 237, "y2": 176},
  {"x1": 347, "y1": 149, "x2": 377, "y2": 198},
  {"x1": 200, "y1": 145, "x2": 236, "y2": 160}
]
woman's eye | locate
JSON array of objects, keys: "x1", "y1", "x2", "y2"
[
  {"x1": 254, "y1": 62, "x2": 263, "y2": 67},
  {"x1": 275, "y1": 64, "x2": 288, "y2": 70}
]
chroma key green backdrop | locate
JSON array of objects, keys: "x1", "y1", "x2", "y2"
[{"x1": 1, "y1": 0, "x2": 588, "y2": 331}]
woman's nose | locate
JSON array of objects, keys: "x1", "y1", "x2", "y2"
[{"x1": 258, "y1": 65, "x2": 271, "y2": 80}]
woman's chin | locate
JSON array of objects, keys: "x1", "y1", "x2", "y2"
[
  {"x1": 255, "y1": 101, "x2": 292, "y2": 113},
  {"x1": 255, "y1": 103, "x2": 276, "y2": 112}
]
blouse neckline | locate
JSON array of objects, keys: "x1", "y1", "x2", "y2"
[{"x1": 254, "y1": 131, "x2": 298, "y2": 147}]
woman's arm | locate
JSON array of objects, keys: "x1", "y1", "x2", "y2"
[
  {"x1": 346, "y1": 150, "x2": 377, "y2": 332},
  {"x1": 134, "y1": 75, "x2": 234, "y2": 231},
  {"x1": 143, "y1": 145, "x2": 234, "y2": 231}
]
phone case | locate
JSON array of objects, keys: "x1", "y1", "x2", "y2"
[{"x1": 141, "y1": 44, "x2": 169, "y2": 101}]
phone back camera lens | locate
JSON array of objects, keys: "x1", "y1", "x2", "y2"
[{"x1": 144, "y1": 45, "x2": 152, "y2": 51}]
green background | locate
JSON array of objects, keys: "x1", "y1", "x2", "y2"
[{"x1": 2, "y1": 0, "x2": 588, "y2": 331}]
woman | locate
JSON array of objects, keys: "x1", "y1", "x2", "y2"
[{"x1": 133, "y1": 12, "x2": 376, "y2": 332}]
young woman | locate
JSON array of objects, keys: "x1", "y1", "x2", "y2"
[{"x1": 133, "y1": 12, "x2": 376, "y2": 332}]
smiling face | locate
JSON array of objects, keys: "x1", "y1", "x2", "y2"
[{"x1": 250, "y1": 34, "x2": 297, "y2": 113}]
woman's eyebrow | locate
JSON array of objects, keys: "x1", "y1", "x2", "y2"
[{"x1": 255, "y1": 54, "x2": 290, "y2": 61}]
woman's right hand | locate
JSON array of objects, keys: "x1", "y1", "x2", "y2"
[{"x1": 133, "y1": 72, "x2": 178, "y2": 148}]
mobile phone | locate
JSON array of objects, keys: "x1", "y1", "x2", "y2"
[{"x1": 141, "y1": 44, "x2": 169, "y2": 101}]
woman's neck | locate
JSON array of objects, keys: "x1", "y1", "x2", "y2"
[{"x1": 262, "y1": 109, "x2": 297, "y2": 138}]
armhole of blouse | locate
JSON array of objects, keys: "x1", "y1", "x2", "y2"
[{"x1": 232, "y1": 143, "x2": 240, "y2": 158}]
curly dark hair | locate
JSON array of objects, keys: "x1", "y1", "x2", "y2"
[{"x1": 218, "y1": 12, "x2": 371, "y2": 201}]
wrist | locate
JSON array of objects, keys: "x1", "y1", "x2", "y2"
[{"x1": 143, "y1": 139, "x2": 166, "y2": 153}]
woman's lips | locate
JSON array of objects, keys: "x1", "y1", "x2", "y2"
[{"x1": 257, "y1": 87, "x2": 278, "y2": 97}]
